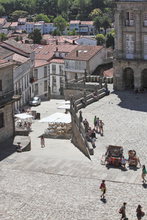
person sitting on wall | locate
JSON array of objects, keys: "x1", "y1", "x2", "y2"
[
  {"x1": 16, "y1": 142, "x2": 22, "y2": 152},
  {"x1": 80, "y1": 98, "x2": 86, "y2": 108},
  {"x1": 92, "y1": 91, "x2": 99, "y2": 100}
]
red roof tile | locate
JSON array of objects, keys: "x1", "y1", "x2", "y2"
[
  {"x1": 34, "y1": 60, "x2": 50, "y2": 68},
  {"x1": 49, "y1": 59, "x2": 64, "y2": 64},
  {"x1": 65, "y1": 45, "x2": 103, "y2": 61},
  {"x1": 103, "y1": 68, "x2": 114, "y2": 77}
]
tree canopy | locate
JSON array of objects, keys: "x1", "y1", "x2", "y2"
[
  {"x1": 34, "y1": 14, "x2": 50, "y2": 23},
  {"x1": 28, "y1": 29, "x2": 42, "y2": 44},
  {"x1": 0, "y1": 0, "x2": 114, "y2": 22}
]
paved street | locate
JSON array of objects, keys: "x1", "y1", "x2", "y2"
[{"x1": 0, "y1": 85, "x2": 147, "y2": 220}]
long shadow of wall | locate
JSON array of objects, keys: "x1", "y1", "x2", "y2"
[
  {"x1": 0, "y1": 138, "x2": 17, "y2": 161},
  {"x1": 112, "y1": 90, "x2": 147, "y2": 112}
]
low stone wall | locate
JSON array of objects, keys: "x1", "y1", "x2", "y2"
[
  {"x1": 71, "y1": 116, "x2": 91, "y2": 159},
  {"x1": 0, "y1": 103, "x2": 14, "y2": 143},
  {"x1": 64, "y1": 89, "x2": 85, "y2": 100},
  {"x1": 13, "y1": 135, "x2": 31, "y2": 151}
]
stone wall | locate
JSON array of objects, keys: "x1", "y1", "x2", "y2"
[
  {"x1": 71, "y1": 115, "x2": 91, "y2": 160},
  {"x1": 114, "y1": 1, "x2": 147, "y2": 90},
  {"x1": 0, "y1": 103, "x2": 14, "y2": 143}
]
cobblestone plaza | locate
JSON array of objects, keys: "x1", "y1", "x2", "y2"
[{"x1": 0, "y1": 85, "x2": 147, "y2": 220}]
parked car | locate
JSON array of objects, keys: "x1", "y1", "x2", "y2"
[{"x1": 29, "y1": 97, "x2": 41, "y2": 106}]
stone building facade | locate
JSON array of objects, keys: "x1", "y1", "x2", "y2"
[
  {"x1": 114, "y1": 0, "x2": 147, "y2": 90},
  {"x1": 0, "y1": 61, "x2": 15, "y2": 143}
]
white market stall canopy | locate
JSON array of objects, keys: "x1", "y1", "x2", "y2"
[
  {"x1": 15, "y1": 113, "x2": 34, "y2": 119},
  {"x1": 56, "y1": 100, "x2": 70, "y2": 105},
  {"x1": 57, "y1": 104, "x2": 70, "y2": 110},
  {"x1": 39, "y1": 112, "x2": 71, "y2": 124}
]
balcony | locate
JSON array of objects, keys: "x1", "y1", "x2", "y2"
[
  {"x1": 114, "y1": 50, "x2": 146, "y2": 60},
  {"x1": 30, "y1": 77, "x2": 38, "y2": 83},
  {"x1": 144, "y1": 20, "x2": 147, "y2": 26},
  {"x1": 125, "y1": 20, "x2": 134, "y2": 26},
  {"x1": 0, "y1": 89, "x2": 21, "y2": 107}
]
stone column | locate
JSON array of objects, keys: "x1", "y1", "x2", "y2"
[
  {"x1": 113, "y1": 61, "x2": 124, "y2": 90},
  {"x1": 135, "y1": 10, "x2": 141, "y2": 59},
  {"x1": 134, "y1": 67, "x2": 142, "y2": 90},
  {"x1": 115, "y1": 10, "x2": 123, "y2": 58}
]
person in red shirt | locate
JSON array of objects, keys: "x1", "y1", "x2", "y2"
[{"x1": 100, "y1": 180, "x2": 106, "y2": 199}]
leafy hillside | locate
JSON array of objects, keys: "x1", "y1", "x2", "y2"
[{"x1": 0, "y1": 0, "x2": 114, "y2": 21}]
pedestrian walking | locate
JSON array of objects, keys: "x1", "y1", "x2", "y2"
[
  {"x1": 119, "y1": 203, "x2": 127, "y2": 220},
  {"x1": 99, "y1": 120, "x2": 104, "y2": 136},
  {"x1": 99, "y1": 180, "x2": 106, "y2": 199},
  {"x1": 83, "y1": 118, "x2": 89, "y2": 132},
  {"x1": 95, "y1": 117, "x2": 100, "y2": 133},
  {"x1": 40, "y1": 135, "x2": 45, "y2": 148},
  {"x1": 79, "y1": 110, "x2": 83, "y2": 123},
  {"x1": 136, "y1": 205, "x2": 145, "y2": 220},
  {"x1": 142, "y1": 165, "x2": 147, "y2": 183},
  {"x1": 94, "y1": 115, "x2": 97, "y2": 129}
]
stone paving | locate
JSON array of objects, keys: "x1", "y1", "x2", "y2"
[{"x1": 0, "y1": 85, "x2": 147, "y2": 220}]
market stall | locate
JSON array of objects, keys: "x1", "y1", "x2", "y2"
[
  {"x1": 39, "y1": 112, "x2": 72, "y2": 139},
  {"x1": 15, "y1": 113, "x2": 34, "y2": 130}
]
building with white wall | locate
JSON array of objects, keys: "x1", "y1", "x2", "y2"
[
  {"x1": 69, "y1": 20, "x2": 95, "y2": 35},
  {"x1": 31, "y1": 60, "x2": 50, "y2": 100},
  {"x1": 64, "y1": 45, "x2": 106, "y2": 80},
  {"x1": 49, "y1": 59, "x2": 65, "y2": 98}
]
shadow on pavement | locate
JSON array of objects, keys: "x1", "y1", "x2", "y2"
[
  {"x1": 0, "y1": 138, "x2": 17, "y2": 161},
  {"x1": 100, "y1": 198, "x2": 107, "y2": 203},
  {"x1": 111, "y1": 90, "x2": 147, "y2": 112},
  {"x1": 142, "y1": 183, "x2": 147, "y2": 188}
]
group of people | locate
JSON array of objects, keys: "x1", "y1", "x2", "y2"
[
  {"x1": 94, "y1": 116, "x2": 104, "y2": 136},
  {"x1": 99, "y1": 180, "x2": 145, "y2": 220},
  {"x1": 119, "y1": 202, "x2": 145, "y2": 220},
  {"x1": 80, "y1": 113, "x2": 104, "y2": 149}
]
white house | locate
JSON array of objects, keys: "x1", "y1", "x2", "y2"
[
  {"x1": 31, "y1": 60, "x2": 50, "y2": 100},
  {"x1": 64, "y1": 45, "x2": 106, "y2": 80},
  {"x1": 49, "y1": 59, "x2": 65, "y2": 98},
  {"x1": 13, "y1": 54, "x2": 32, "y2": 111},
  {"x1": 69, "y1": 20, "x2": 95, "y2": 35},
  {"x1": 75, "y1": 36, "x2": 97, "y2": 46}
]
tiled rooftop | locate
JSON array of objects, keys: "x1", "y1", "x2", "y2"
[
  {"x1": 34, "y1": 60, "x2": 50, "y2": 68},
  {"x1": 49, "y1": 59, "x2": 64, "y2": 64},
  {"x1": 1, "y1": 40, "x2": 33, "y2": 54},
  {"x1": 65, "y1": 45, "x2": 103, "y2": 61},
  {"x1": 12, "y1": 53, "x2": 29, "y2": 63},
  {"x1": 0, "y1": 46, "x2": 14, "y2": 59},
  {"x1": 35, "y1": 44, "x2": 77, "y2": 61},
  {"x1": 103, "y1": 68, "x2": 114, "y2": 77},
  {"x1": 0, "y1": 18, "x2": 6, "y2": 25}
]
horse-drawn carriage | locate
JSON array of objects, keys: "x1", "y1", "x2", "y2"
[{"x1": 105, "y1": 145, "x2": 123, "y2": 167}]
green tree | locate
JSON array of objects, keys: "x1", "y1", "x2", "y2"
[
  {"x1": 52, "y1": 29, "x2": 61, "y2": 36},
  {"x1": 101, "y1": 15, "x2": 111, "y2": 34},
  {"x1": 0, "y1": 33, "x2": 7, "y2": 42},
  {"x1": 0, "y1": 4, "x2": 5, "y2": 16},
  {"x1": 11, "y1": 10, "x2": 28, "y2": 21},
  {"x1": 34, "y1": 13, "x2": 50, "y2": 23},
  {"x1": 106, "y1": 29, "x2": 115, "y2": 48},
  {"x1": 94, "y1": 16, "x2": 103, "y2": 33},
  {"x1": 53, "y1": 15, "x2": 67, "y2": 34},
  {"x1": 95, "y1": 33, "x2": 105, "y2": 46},
  {"x1": 89, "y1": 8, "x2": 102, "y2": 20},
  {"x1": 28, "y1": 29, "x2": 42, "y2": 44}
]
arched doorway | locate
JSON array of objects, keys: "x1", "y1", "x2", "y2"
[
  {"x1": 141, "y1": 69, "x2": 147, "y2": 88},
  {"x1": 123, "y1": 68, "x2": 134, "y2": 89}
]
